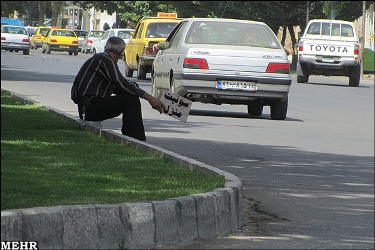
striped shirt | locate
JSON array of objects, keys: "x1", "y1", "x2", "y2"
[{"x1": 71, "y1": 52, "x2": 146, "y2": 104}]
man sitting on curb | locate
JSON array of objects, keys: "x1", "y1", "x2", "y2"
[{"x1": 71, "y1": 36, "x2": 166, "y2": 141}]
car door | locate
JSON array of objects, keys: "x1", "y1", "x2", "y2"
[
  {"x1": 126, "y1": 22, "x2": 145, "y2": 69},
  {"x1": 159, "y1": 21, "x2": 187, "y2": 90}
]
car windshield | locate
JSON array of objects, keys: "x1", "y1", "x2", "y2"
[
  {"x1": 1, "y1": 26, "x2": 27, "y2": 35},
  {"x1": 75, "y1": 30, "x2": 88, "y2": 37},
  {"x1": 118, "y1": 30, "x2": 132, "y2": 39},
  {"x1": 147, "y1": 22, "x2": 178, "y2": 38},
  {"x1": 90, "y1": 31, "x2": 104, "y2": 37},
  {"x1": 185, "y1": 21, "x2": 281, "y2": 48}
]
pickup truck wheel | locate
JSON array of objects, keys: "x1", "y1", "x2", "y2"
[
  {"x1": 247, "y1": 104, "x2": 263, "y2": 116},
  {"x1": 270, "y1": 97, "x2": 288, "y2": 120},
  {"x1": 23, "y1": 49, "x2": 30, "y2": 55},
  {"x1": 125, "y1": 60, "x2": 133, "y2": 77},
  {"x1": 137, "y1": 61, "x2": 147, "y2": 80},
  {"x1": 348, "y1": 64, "x2": 360, "y2": 87},
  {"x1": 297, "y1": 74, "x2": 309, "y2": 83}
]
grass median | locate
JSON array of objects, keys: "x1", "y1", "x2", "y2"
[{"x1": 1, "y1": 88, "x2": 225, "y2": 211}]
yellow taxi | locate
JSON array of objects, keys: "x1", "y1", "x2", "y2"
[
  {"x1": 30, "y1": 26, "x2": 51, "y2": 49},
  {"x1": 124, "y1": 12, "x2": 182, "y2": 79},
  {"x1": 41, "y1": 28, "x2": 79, "y2": 55}
]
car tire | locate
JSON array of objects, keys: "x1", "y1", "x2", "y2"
[
  {"x1": 92, "y1": 48, "x2": 96, "y2": 54},
  {"x1": 348, "y1": 63, "x2": 360, "y2": 87},
  {"x1": 297, "y1": 74, "x2": 309, "y2": 83},
  {"x1": 247, "y1": 104, "x2": 263, "y2": 116},
  {"x1": 74, "y1": 50, "x2": 78, "y2": 55},
  {"x1": 23, "y1": 49, "x2": 30, "y2": 55},
  {"x1": 270, "y1": 97, "x2": 288, "y2": 120},
  {"x1": 125, "y1": 60, "x2": 134, "y2": 77},
  {"x1": 9, "y1": 50, "x2": 13, "y2": 52},
  {"x1": 137, "y1": 60, "x2": 146, "y2": 80},
  {"x1": 46, "y1": 45, "x2": 51, "y2": 54},
  {"x1": 68, "y1": 51, "x2": 73, "y2": 55}
]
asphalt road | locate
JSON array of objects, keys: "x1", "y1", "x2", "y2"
[{"x1": 1, "y1": 50, "x2": 374, "y2": 249}]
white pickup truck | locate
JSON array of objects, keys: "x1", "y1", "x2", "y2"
[{"x1": 296, "y1": 19, "x2": 361, "y2": 87}]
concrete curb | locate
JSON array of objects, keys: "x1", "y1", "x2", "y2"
[{"x1": 1, "y1": 94, "x2": 243, "y2": 249}]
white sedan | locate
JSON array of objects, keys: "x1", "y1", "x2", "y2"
[
  {"x1": 1, "y1": 25, "x2": 31, "y2": 55},
  {"x1": 151, "y1": 18, "x2": 292, "y2": 120},
  {"x1": 92, "y1": 28, "x2": 134, "y2": 54}
]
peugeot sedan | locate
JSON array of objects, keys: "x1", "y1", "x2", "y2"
[
  {"x1": 1, "y1": 25, "x2": 31, "y2": 55},
  {"x1": 151, "y1": 18, "x2": 292, "y2": 120}
]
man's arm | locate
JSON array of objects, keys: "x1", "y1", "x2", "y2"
[{"x1": 143, "y1": 92, "x2": 166, "y2": 114}]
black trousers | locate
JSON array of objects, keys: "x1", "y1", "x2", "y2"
[{"x1": 78, "y1": 93, "x2": 146, "y2": 141}]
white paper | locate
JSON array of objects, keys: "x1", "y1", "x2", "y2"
[{"x1": 160, "y1": 91, "x2": 192, "y2": 122}]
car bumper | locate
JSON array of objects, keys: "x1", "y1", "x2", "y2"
[
  {"x1": 298, "y1": 55, "x2": 359, "y2": 69},
  {"x1": 170, "y1": 72, "x2": 291, "y2": 103},
  {"x1": 1, "y1": 42, "x2": 30, "y2": 50},
  {"x1": 140, "y1": 55, "x2": 157, "y2": 66},
  {"x1": 48, "y1": 44, "x2": 79, "y2": 51}
]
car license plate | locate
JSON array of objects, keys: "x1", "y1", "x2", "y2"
[
  {"x1": 217, "y1": 80, "x2": 257, "y2": 92},
  {"x1": 60, "y1": 45, "x2": 69, "y2": 48}
]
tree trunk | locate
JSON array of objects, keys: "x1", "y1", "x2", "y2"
[
  {"x1": 50, "y1": 1, "x2": 58, "y2": 27},
  {"x1": 288, "y1": 24, "x2": 298, "y2": 70},
  {"x1": 38, "y1": 1, "x2": 46, "y2": 27}
]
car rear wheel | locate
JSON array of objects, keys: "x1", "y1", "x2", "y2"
[
  {"x1": 74, "y1": 50, "x2": 78, "y2": 55},
  {"x1": 270, "y1": 97, "x2": 288, "y2": 120},
  {"x1": 68, "y1": 51, "x2": 73, "y2": 55},
  {"x1": 23, "y1": 49, "x2": 30, "y2": 55},
  {"x1": 297, "y1": 74, "x2": 309, "y2": 83},
  {"x1": 46, "y1": 45, "x2": 51, "y2": 54},
  {"x1": 125, "y1": 60, "x2": 133, "y2": 77},
  {"x1": 348, "y1": 63, "x2": 360, "y2": 87},
  {"x1": 137, "y1": 60, "x2": 146, "y2": 80},
  {"x1": 247, "y1": 104, "x2": 263, "y2": 116}
]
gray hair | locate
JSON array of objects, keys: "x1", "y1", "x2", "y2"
[{"x1": 104, "y1": 36, "x2": 125, "y2": 54}]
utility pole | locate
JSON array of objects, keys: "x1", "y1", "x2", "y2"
[
  {"x1": 306, "y1": 1, "x2": 310, "y2": 27},
  {"x1": 360, "y1": 1, "x2": 366, "y2": 78}
]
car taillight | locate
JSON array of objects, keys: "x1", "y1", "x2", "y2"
[
  {"x1": 22, "y1": 38, "x2": 29, "y2": 42},
  {"x1": 50, "y1": 39, "x2": 57, "y2": 43},
  {"x1": 1, "y1": 37, "x2": 6, "y2": 41},
  {"x1": 298, "y1": 41, "x2": 303, "y2": 52},
  {"x1": 266, "y1": 63, "x2": 290, "y2": 74},
  {"x1": 87, "y1": 39, "x2": 93, "y2": 44},
  {"x1": 72, "y1": 41, "x2": 78, "y2": 44},
  {"x1": 183, "y1": 58, "x2": 209, "y2": 69}
]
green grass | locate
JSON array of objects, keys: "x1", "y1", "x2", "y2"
[{"x1": 1, "y1": 89, "x2": 225, "y2": 211}]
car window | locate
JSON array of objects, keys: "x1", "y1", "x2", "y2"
[
  {"x1": 102, "y1": 30, "x2": 110, "y2": 40},
  {"x1": 1, "y1": 26, "x2": 27, "y2": 35},
  {"x1": 90, "y1": 31, "x2": 104, "y2": 37},
  {"x1": 136, "y1": 23, "x2": 145, "y2": 39},
  {"x1": 118, "y1": 30, "x2": 131, "y2": 39},
  {"x1": 185, "y1": 21, "x2": 281, "y2": 48},
  {"x1": 169, "y1": 21, "x2": 188, "y2": 48},
  {"x1": 40, "y1": 28, "x2": 50, "y2": 35}
]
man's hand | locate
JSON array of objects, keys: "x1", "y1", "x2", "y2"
[{"x1": 143, "y1": 93, "x2": 166, "y2": 114}]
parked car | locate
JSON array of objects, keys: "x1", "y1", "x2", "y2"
[
  {"x1": 30, "y1": 26, "x2": 51, "y2": 49},
  {"x1": 92, "y1": 28, "x2": 134, "y2": 55},
  {"x1": 81, "y1": 30, "x2": 104, "y2": 54},
  {"x1": 1, "y1": 25, "x2": 31, "y2": 55},
  {"x1": 151, "y1": 18, "x2": 292, "y2": 120},
  {"x1": 124, "y1": 12, "x2": 182, "y2": 79},
  {"x1": 73, "y1": 29, "x2": 88, "y2": 52},
  {"x1": 41, "y1": 28, "x2": 79, "y2": 55}
]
